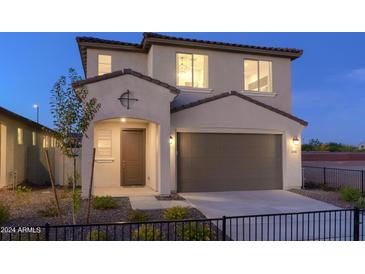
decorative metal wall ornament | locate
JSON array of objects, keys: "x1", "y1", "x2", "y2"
[{"x1": 118, "y1": 90, "x2": 138, "y2": 110}]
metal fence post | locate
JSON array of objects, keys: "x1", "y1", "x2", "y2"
[
  {"x1": 323, "y1": 167, "x2": 327, "y2": 185},
  {"x1": 353, "y1": 208, "x2": 360, "y2": 241},
  {"x1": 222, "y1": 216, "x2": 226, "y2": 241},
  {"x1": 45, "y1": 223, "x2": 50, "y2": 241}
]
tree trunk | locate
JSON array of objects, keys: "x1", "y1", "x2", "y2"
[
  {"x1": 86, "y1": 148, "x2": 96, "y2": 224},
  {"x1": 44, "y1": 150, "x2": 63, "y2": 224}
]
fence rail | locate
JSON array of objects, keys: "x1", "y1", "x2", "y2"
[
  {"x1": 302, "y1": 166, "x2": 365, "y2": 192},
  {"x1": 1, "y1": 208, "x2": 364, "y2": 241}
]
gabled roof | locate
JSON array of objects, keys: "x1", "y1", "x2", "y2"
[
  {"x1": 171, "y1": 91, "x2": 308, "y2": 126},
  {"x1": 77, "y1": 33, "x2": 303, "y2": 75},
  {"x1": 72, "y1": 68, "x2": 180, "y2": 94},
  {"x1": 0, "y1": 106, "x2": 54, "y2": 132}
]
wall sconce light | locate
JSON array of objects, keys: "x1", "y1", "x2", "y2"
[
  {"x1": 170, "y1": 136, "x2": 173, "y2": 145},
  {"x1": 121, "y1": 118, "x2": 126, "y2": 123},
  {"x1": 293, "y1": 137, "x2": 300, "y2": 145}
]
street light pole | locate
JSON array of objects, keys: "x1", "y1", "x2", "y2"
[{"x1": 33, "y1": 104, "x2": 39, "y2": 123}]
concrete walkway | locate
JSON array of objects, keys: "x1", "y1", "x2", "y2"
[
  {"x1": 180, "y1": 190, "x2": 339, "y2": 218},
  {"x1": 129, "y1": 196, "x2": 189, "y2": 210}
]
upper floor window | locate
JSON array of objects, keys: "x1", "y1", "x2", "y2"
[
  {"x1": 98, "y1": 54, "x2": 112, "y2": 76},
  {"x1": 244, "y1": 60, "x2": 272, "y2": 92},
  {"x1": 17, "y1": 128, "x2": 23, "y2": 145},
  {"x1": 176, "y1": 53, "x2": 208, "y2": 88}
]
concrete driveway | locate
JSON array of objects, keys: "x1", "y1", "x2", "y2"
[{"x1": 180, "y1": 190, "x2": 339, "y2": 218}]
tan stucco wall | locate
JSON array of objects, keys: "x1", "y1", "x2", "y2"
[
  {"x1": 151, "y1": 45, "x2": 292, "y2": 113},
  {"x1": 86, "y1": 48, "x2": 148, "y2": 78},
  {"x1": 0, "y1": 115, "x2": 55, "y2": 188},
  {"x1": 81, "y1": 74, "x2": 176, "y2": 197},
  {"x1": 86, "y1": 44, "x2": 293, "y2": 113},
  {"x1": 170, "y1": 95, "x2": 305, "y2": 192}
]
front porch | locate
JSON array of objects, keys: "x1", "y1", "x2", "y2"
[{"x1": 93, "y1": 185, "x2": 156, "y2": 197}]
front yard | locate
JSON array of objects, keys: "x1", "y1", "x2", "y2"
[{"x1": 0, "y1": 187, "x2": 205, "y2": 227}]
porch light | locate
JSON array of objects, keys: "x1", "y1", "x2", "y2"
[
  {"x1": 121, "y1": 118, "x2": 126, "y2": 123},
  {"x1": 293, "y1": 137, "x2": 300, "y2": 145},
  {"x1": 170, "y1": 136, "x2": 173, "y2": 144}
]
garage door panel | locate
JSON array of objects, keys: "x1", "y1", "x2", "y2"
[{"x1": 177, "y1": 133, "x2": 282, "y2": 192}]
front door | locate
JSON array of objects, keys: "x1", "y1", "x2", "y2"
[{"x1": 121, "y1": 129, "x2": 145, "y2": 186}]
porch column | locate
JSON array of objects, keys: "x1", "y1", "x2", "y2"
[
  {"x1": 159, "y1": 123, "x2": 171, "y2": 195},
  {"x1": 81, "y1": 122, "x2": 94, "y2": 198}
]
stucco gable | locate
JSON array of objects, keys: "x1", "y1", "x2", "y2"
[
  {"x1": 73, "y1": 68, "x2": 180, "y2": 95},
  {"x1": 171, "y1": 91, "x2": 308, "y2": 127}
]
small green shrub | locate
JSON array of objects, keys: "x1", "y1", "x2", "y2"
[
  {"x1": 72, "y1": 189, "x2": 81, "y2": 214},
  {"x1": 178, "y1": 222, "x2": 215, "y2": 241},
  {"x1": 85, "y1": 230, "x2": 107, "y2": 241},
  {"x1": 128, "y1": 210, "x2": 148, "y2": 222},
  {"x1": 356, "y1": 197, "x2": 365, "y2": 209},
  {"x1": 164, "y1": 206, "x2": 190, "y2": 220},
  {"x1": 16, "y1": 185, "x2": 32, "y2": 194},
  {"x1": 0, "y1": 203, "x2": 10, "y2": 224},
  {"x1": 132, "y1": 225, "x2": 162, "y2": 240},
  {"x1": 38, "y1": 206, "x2": 58, "y2": 217},
  {"x1": 92, "y1": 196, "x2": 118, "y2": 210},
  {"x1": 339, "y1": 187, "x2": 362, "y2": 202}
]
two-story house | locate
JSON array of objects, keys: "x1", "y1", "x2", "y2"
[{"x1": 73, "y1": 33, "x2": 307, "y2": 198}]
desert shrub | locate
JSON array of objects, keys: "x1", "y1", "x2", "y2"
[
  {"x1": 11, "y1": 233, "x2": 45, "y2": 241},
  {"x1": 0, "y1": 203, "x2": 10, "y2": 224},
  {"x1": 339, "y1": 186, "x2": 362, "y2": 202},
  {"x1": 16, "y1": 185, "x2": 32, "y2": 193},
  {"x1": 164, "y1": 206, "x2": 190, "y2": 220},
  {"x1": 178, "y1": 222, "x2": 215, "y2": 241},
  {"x1": 92, "y1": 196, "x2": 117, "y2": 210},
  {"x1": 132, "y1": 225, "x2": 162, "y2": 241},
  {"x1": 37, "y1": 206, "x2": 58, "y2": 217},
  {"x1": 85, "y1": 230, "x2": 107, "y2": 241},
  {"x1": 356, "y1": 197, "x2": 365, "y2": 209},
  {"x1": 128, "y1": 210, "x2": 148, "y2": 222}
]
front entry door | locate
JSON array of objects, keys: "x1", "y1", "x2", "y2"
[{"x1": 121, "y1": 129, "x2": 145, "y2": 186}]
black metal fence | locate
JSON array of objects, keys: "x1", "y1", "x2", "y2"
[
  {"x1": 302, "y1": 166, "x2": 365, "y2": 192},
  {"x1": 1, "y1": 208, "x2": 364, "y2": 241}
]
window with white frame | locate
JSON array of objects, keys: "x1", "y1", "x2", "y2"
[
  {"x1": 17, "y1": 128, "x2": 23, "y2": 145},
  {"x1": 32, "y1": 132, "x2": 36, "y2": 146},
  {"x1": 96, "y1": 130, "x2": 112, "y2": 157},
  {"x1": 244, "y1": 60, "x2": 273, "y2": 92},
  {"x1": 176, "y1": 53, "x2": 208, "y2": 88},
  {"x1": 98, "y1": 54, "x2": 112, "y2": 76}
]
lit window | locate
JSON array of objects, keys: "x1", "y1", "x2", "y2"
[
  {"x1": 98, "y1": 54, "x2": 112, "y2": 76},
  {"x1": 176, "y1": 53, "x2": 208, "y2": 88},
  {"x1": 17, "y1": 128, "x2": 23, "y2": 145},
  {"x1": 97, "y1": 130, "x2": 112, "y2": 157},
  {"x1": 43, "y1": 136, "x2": 49, "y2": 148},
  {"x1": 244, "y1": 60, "x2": 272, "y2": 92},
  {"x1": 32, "y1": 132, "x2": 36, "y2": 146}
]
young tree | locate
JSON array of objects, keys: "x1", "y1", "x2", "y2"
[{"x1": 49, "y1": 68, "x2": 100, "y2": 224}]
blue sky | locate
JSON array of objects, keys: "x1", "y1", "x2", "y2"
[{"x1": 0, "y1": 32, "x2": 364, "y2": 145}]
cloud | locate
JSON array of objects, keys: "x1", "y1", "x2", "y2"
[{"x1": 346, "y1": 68, "x2": 365, "y2": 81}]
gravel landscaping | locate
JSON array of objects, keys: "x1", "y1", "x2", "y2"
[
  {"x1": 0, "y1": 187, "x2": 206, "y2": 227},
  {"x1": 289, "y1": 189, "x2": 354, "y2": 209}
]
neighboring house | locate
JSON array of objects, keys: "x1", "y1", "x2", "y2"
[
  {"x1": 0, "y1": 106, "x2": 56, "y2": 188},
  {"x1": 74, "y1": 32, "x2": 308, "y2": 198}
]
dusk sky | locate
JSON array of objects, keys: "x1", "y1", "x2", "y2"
[{"x1": 1, "y1": 32, "x2": 364, "y2": 145}]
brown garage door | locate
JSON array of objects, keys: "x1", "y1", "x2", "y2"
[{"x1": 177, "y1": 133, "x2": 282, "y2": 192}]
